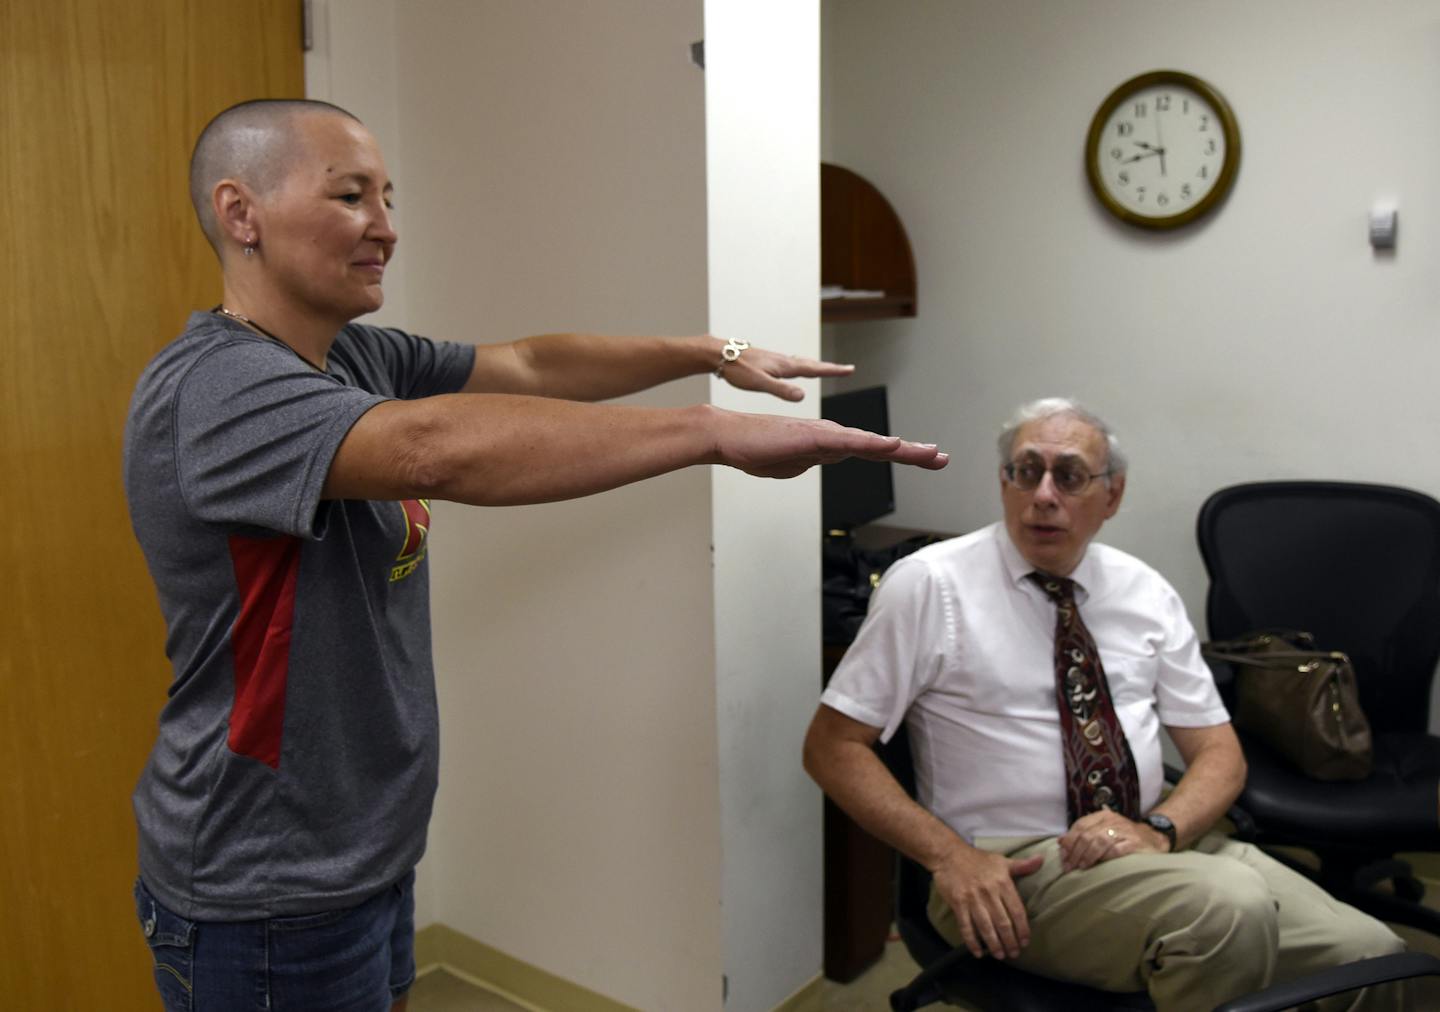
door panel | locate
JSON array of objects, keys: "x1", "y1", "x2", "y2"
[{"x1": 0, "y1": 3, "x2": 301, "y2": 1007}]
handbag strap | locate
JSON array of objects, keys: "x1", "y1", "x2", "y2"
[
  {"x1": 1202, "y1": 648, "x2": 1349, "y2": 670},
  {"x1": 1203, "y1": 629, "x2": 1316, "y2": 654}
]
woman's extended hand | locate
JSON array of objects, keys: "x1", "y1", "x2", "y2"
[{"x1": 711, "y1": 409, "x2": 948, "y2": 478}]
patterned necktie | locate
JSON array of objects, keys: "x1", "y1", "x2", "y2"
[{"x1": 1028, "y1": 573, "x2": 1142, "y2": 824}]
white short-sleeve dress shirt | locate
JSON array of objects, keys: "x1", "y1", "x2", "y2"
[{"x1": 821, "y1": 522, "x2": 1230, "y2": 841}]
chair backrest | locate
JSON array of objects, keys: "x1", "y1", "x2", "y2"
[{"x1": 1197, "y1": 481, "x2": 1440, "y2": 734}]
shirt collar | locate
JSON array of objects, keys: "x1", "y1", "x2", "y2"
[{"x1": 996, "y1": 522, "x2": 1097, "y2": 601}]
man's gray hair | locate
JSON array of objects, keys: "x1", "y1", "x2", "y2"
[
  {"x1": 189, "y1": 98, "x2": 361, "y2": 256},
  {"x1": 996, "y1": 397, "x2": 1128, "y2": 476}
]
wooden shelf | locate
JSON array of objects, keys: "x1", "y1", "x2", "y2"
[
  {"x1": 821, "y1": 294, "x2": 916, "y2": 323},
  {"x1": 821, "y1": 163, "x2": 917, "y2": 324}
]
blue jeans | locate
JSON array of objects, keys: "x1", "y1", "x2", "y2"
[{"x1": 133, "y1": 873, "x2": 416, "y2": 1012}]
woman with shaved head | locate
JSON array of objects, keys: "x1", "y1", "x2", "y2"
[{"x1": 122, "y1": 99, "x2": 947, "y2": 1011}]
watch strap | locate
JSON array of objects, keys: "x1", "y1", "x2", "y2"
[{"x1": 1144, "y1": 813, "x2": 1177, "y2": 852}]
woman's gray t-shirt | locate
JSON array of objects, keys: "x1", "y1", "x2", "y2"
[{"x1": 123, "y1": 311, "x2": 474, "y2": 920}]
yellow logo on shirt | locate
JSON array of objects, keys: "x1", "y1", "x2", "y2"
[{"x1": 389, "y1": 499, "x2": 431, "y2": 582}]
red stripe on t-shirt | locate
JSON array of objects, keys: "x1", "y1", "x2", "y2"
[{"x1": 226, "y1": 534, "x2": 301, "y2": 769}]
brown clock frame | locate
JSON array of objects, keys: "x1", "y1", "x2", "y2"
[{"x1": 1085, "y1": 70, "x2": 1241, "y2": 230}]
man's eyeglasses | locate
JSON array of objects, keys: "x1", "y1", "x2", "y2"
[{"x1": 1003, "y1": 455, "x2": 1111, "y2": 496}]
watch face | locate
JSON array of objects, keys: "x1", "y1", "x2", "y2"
[
  {"x1": 1086, "y1": 71, "x2": 1240, "y2": 229},
  {"x1": 1146, "y1": 814, "x2": 1177, "y2": 848}
]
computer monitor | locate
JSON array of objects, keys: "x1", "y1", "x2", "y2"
[{"x1": 821, "y1": 386, "x2": 895, "y2": 532}]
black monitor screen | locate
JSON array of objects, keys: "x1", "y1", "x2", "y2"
[{"x1": 821, "y1": 386, "x2": 895, "y2": 531}]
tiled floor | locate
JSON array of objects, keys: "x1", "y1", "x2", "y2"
[{"x1": 409, "y1": 855, "x2": 1440, "y2": 1011}]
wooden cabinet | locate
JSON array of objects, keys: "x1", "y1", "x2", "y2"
[
  {"x1": 821, "y1": 163, "x2": 917, "y2": 323},
  {"x1": 822, "y1": 653, "x2": 895, "y2": 983}
]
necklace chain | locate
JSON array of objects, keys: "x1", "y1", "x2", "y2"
[
  {"x1": 212, "y1": 305, "x2": 325, "y2": 372},
  {"x1": 215, "y1": 305, "x2": 253, "y2": 326}
]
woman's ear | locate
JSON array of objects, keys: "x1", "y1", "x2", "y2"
[{"x1": 213, "y1": 179, "x2": 257, "y2": 248}]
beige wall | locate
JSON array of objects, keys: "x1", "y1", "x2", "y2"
[
  {"x1": 308, "y1": 2, "x2": 829, "y2": 1009},
  {"x1": 392, "y1": 4, "x2": 721, "y2": 1009}
]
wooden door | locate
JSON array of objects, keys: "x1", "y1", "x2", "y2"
[{"x1": 0, "y1": 3, "x2": 301, "y2": 1007}]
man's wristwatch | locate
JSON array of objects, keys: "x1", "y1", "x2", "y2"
[{"x1": 1143, "y1": 813, "x2": 1177, "y2": 852}]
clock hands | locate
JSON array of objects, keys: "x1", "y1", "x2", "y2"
[
  {"x1": 1154, "y1": 106, "x2": 1167, "y2": 177},
  {"x1": 1126, "y1": 139, "x2": 1169, "y2": 172}
]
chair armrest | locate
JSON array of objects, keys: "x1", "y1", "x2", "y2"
[
  {"x1": 1212, "y1": 952, "x2": 1440, "y2": 1012},
  {"x1": 1161, "y1": 763, "x2": 1256, "y2": 840}
]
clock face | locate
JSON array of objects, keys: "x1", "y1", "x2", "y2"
[{"x1": 1086, "y1": 71, "x2": 1240, "y2": 229}]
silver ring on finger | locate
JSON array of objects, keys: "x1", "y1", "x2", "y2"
[{"x1": 1106, "y1": 827, "x2": 1117, "y2": 839}]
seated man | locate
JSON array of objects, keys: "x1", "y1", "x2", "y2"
[{"x1": 803, "y1": 398, "x2": 1405, "y2": 1011}]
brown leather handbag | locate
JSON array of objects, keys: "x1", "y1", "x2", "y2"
[{"x1": 1202, "y1": 630, "x2": 1374, "y2": 782}]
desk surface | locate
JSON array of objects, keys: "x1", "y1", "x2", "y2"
[{"x1": 843, "y1": 522, "x2": 957, "y2": 551}]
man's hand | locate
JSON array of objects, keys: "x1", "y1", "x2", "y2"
[
  {"x1": 802, "y1": 706, "x2": 1029, "y2": 961},
  {"x1": 1058, "y1": 809, "x2": 1169, "y2": 872},
  {"x1": 715, "y1": 344, "x2": 854, "y2": 402},
  {"x1": 712, "y1": 409, "x2": 948, "y2": 478},
  {"x1": 932, "y1": 844, "x2": 1044, "y2": 960}
]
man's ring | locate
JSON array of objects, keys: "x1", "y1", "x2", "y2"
[{"x1": 1106, "y1": 828, "x2": 1117, "y2": 839}]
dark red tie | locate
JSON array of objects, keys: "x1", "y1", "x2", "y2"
[{"x1": 1028, "y1": 573, "x2": 1142, "y2": 823}]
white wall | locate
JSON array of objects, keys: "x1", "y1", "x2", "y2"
[
  {"x1": 401, "y1": 5, "x2": 724, "y2": 1010},
  {"x1": 822, "y1": 1, "x2": 1440, "y2": 733},
  {"x1": 706, "y1": 3, "x2": 824, "y2": 1009}
]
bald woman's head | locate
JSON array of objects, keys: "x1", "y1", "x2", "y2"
[{"x1": 189, "y1": 99, "x2": 361, "y2": 255}]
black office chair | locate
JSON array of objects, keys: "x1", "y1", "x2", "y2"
[
  {"x1": 881, "y1": 722, "x2": 1440, "y2": 1011},
  {"x1": 1196, "y1": 480, "x2": 1440, "y2": 937}
]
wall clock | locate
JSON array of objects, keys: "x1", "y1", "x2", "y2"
[{"x1": 1085, "y1": 70, "x2": 1241, "y2": 230}]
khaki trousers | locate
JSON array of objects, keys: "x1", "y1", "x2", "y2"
[{"x1": 927, "y1": 833, "x2": 1405, "y2": 1012}]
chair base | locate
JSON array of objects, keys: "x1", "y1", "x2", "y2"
[
  {"x1": 889, "y1": 967, "x2": 1151, "y2": 1012},
  {"x1": 1259, "y1": 846, "x2": 1440, "y2": 939},
  {"x1": 887, "y1": 938, "x2": 1152, "y2": 1012},
  {"x1": 1341, "y1": 874, "x2": 1440, "y2": 938}
]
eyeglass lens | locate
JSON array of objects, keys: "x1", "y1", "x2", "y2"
[{"x1": 1008, "y1": 455, "x2": 1094, "y2": 494}]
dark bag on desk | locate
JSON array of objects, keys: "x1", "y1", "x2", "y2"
[
  {"x1": 1202, "y1": 630, "x2": 1374, "y2": 782},
  {"x1": 821, "y1": 534, "x2": 940, "y2": 644}
]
